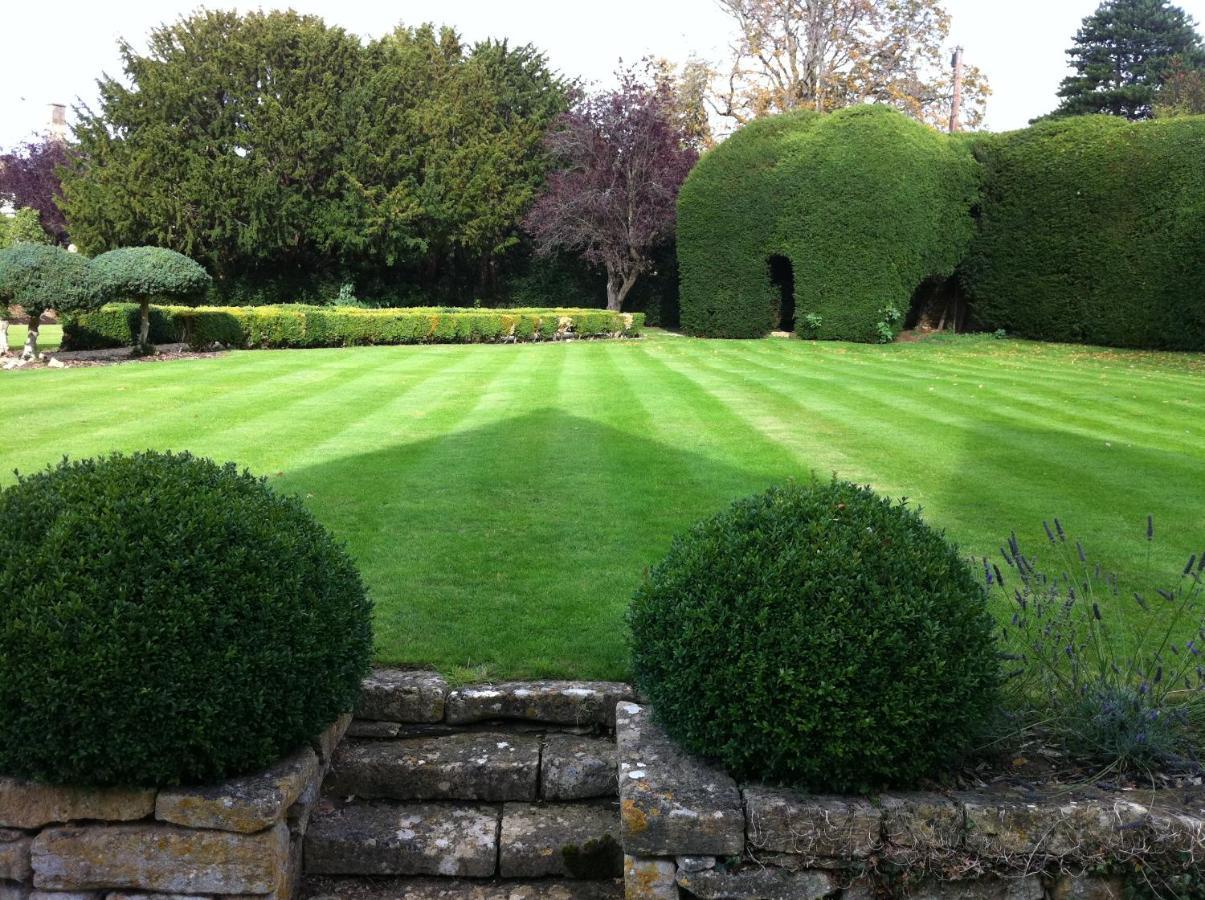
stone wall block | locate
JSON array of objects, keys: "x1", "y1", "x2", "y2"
[
  {"x1": 744, "y1": 786, "x2": 881, "y2": 860},
  {"x1": 155, "y1": 748, "x2": 319, "y2": 834},
  {"x1": 0, "y1": 831, "x2": 32, "y2": 882},
  {"x1": 622, "y1": 855, "x2": 676, "y2": 900},
  {"x1": 30, "y1": 822, "x2": 288, "y2": 894},
  {"x1": 616, "y1": 704, "x2": 743, "y2": 857},
  {"x1": 0, "y1": 782, "x2": 155, "y2": 831}
]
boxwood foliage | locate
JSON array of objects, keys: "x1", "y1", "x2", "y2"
[
  {"x1": 627, "y1": 479, "x2": 999, "y2": 792},
  {"x1": 0, "y1": 243, "x2": 96, "y2": 319},
  {"x1": 61, "y1": 304, "x2": 644, "y2": 350},
  {"x1": 677, "y1": 106, "x2": 980, "y2": 341},
  {"x1": 963, "y1": 115, "x2": 1205, "y2": 351},
  {"x1": 0, "y1": 451, "x2": 373, "y2": 787}
]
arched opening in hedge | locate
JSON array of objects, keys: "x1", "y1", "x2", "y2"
[
  {"x1": 768, "y1": 255, "x2": 795, "y2": 332},
  {"x1": 906, "y1": 275, "x2": 968, "y2": 333}
]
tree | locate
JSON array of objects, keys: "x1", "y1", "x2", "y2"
[
  {"x1": 1051, "y1": 0, "x2": 1204, "y2": 120},
  {"x1": 524, "y1": 67, "x2": 700, "y2": 312},
  {"x1": 62, "y1": 10, "x2": 365, "y2": 294},
  {"x1": 90, "y1": 247, "x2": 212, "y2": 352},
  {"x1": 0, "y1": 139, "x2": 70, "y2": 244},
  {"x1": 713, "y1": 0, "x2": 989, "y2": 130},
  {"x1": 61, "y1": 11, "x2": 569, "y2": 305},
  {"x1": 0, "y1": 244, "x2": 94, "y2": 359},
  {"x1": 1154, "y1": 55, "x2": 1205, "y2": 115},
  {"x1": 0, "y1": 209, "x2": 54, "y2": 354},
  {"x1": 344, "y1": 26, "x2": 569, "y2": 298}
]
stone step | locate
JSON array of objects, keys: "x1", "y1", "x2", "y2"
[
  {"x1": 325, "y1": 733, "x2": 541, "y2": 802},
  {"x1": 500, "y1": 802, "x2": 622, "y2": 879},
  {"x1": 354, "y1": 671, "x2": 636, "y2": 730},
  {"x1": 304, "y1": 799, "x2": 623, "y2": 882},
  {"x1": 304, "y1": 876, "x2": 623, "y2": 899},
  {"x1": 304, "y1": 800, "x2": 499, "y2": 877},
  {"x1": 324, "y1": 732, "x2": 617, "y2": 803}
]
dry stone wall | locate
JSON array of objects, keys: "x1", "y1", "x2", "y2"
[
  {"x1": 616, "y1": 702, "x2": 1205, "y2": 900},
  {"x1": 0, "y1": 715, "x2": 350, "y2": 900}
]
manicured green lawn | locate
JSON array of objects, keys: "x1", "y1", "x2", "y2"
[
  {"x1": 5, "y1": 324, "x2": 62, "y2": 353},
  {"x1": 3, "y1": 331, "x2": 1202, "y2": 681}
]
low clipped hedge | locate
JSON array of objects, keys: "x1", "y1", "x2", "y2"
[
  {"x1": 0, "y1": 451, "x2": 373, "y2": 787},
  {"x1": 61, "y1": 304, "x2": 644, "y2": 351},
  {"x1": 963, "y1": 115, "x2": 1205, "y2": 351},
  {"x1": 627, "y1": 479, "x2": 999, "y2": 792}
]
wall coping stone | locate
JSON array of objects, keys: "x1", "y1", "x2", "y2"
[
  {"x1": 155, "y1": 747, "x2": 320, "y2": 834},
  {"x1": 615, "y1": 703, "x2": 743, "y2": 858},
  {"x1": 0, "y1": 783, "x2": 156, "y2": 831}
]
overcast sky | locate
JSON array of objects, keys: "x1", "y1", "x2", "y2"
[{"x1": 5, "y1": 0, "x2": 1205, "y2": 148}]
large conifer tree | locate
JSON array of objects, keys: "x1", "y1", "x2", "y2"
[{"x1": 1052, "y1": 0, "x2": 1204, "y2": 119}]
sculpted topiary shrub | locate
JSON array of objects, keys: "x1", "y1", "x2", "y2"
[
  {"x1": 90, "y1": 247, "x2": 211, "y2": 351},
  {"x1": 627, "y1": 479, "x2": 999, "y2": 792},
  {"x1": 0, "y1": 243, "x2": 95, "y2": 358},
  {"x1": 0, "y1": 451, "x2": 373, "y2": 786},
  {"x1": 677, "y1": 106, "x2": 980, "y2": 341}
]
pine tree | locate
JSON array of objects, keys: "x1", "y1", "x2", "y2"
[{"x1": 1052, "y1": 0, "x2": 1205, "y2": 119}]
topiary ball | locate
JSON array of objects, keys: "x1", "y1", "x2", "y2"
[
  {"x1": 0, "y1": 451, "x2": 373, "y2": 786},
  {"x1": 627, "y1": 479, "x2": 998, "y2": 792}
]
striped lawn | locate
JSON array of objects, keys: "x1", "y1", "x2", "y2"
[{"x1": 3, "y1": 331, "x2": 1203, "y2": 681}]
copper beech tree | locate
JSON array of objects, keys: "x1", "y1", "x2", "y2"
[
  {"x1": 713, "y1": 0, "x2": 989, "y2": 130},
  {"x1": 524, "y1": 69, "x2": 700, "y2": 312}
]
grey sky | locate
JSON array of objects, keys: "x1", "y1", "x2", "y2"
[{"x1": 5, "y1": 0, "x2": 1205, "y2": 148}]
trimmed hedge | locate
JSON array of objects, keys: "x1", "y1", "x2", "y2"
[
  {"x1": 61, "y1": 305, "x2": 644, "y2": 351},
  {"x1": 963, "y1": 115, "x2": 1205, "y2": 351},
  {"x1": 627, "y1": 479, "x2": 999, "y2": 792},
  {"x1": 677, "y1": 106, "x2": 980, "y2": 341},
  {"x1": 0, "y1": 451, "x2": 372, "y2": 786},
  {"x1": 0, "y1": 244, "x2": 96, "y2": 319}
]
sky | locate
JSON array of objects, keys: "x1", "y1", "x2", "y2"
[{"x1": 4, "y1": 0, "x2": 1205, "y2": 148}]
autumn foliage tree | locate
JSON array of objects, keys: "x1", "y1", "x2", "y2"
[
  {"x1": 713, "y1": 0, "x2": 989, "y2": 130},
  {"x1": 524, "y1": 69, "x2": 700, "y2": 312}
]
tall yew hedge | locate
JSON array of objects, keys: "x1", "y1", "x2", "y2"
[
  {"x1": 963, "y1": 115, "x2": 1205, "y2": 351},
  {"x1": 677, "y1": 106, "x2": 980, "y2": 342}
]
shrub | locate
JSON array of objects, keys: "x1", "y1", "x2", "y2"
[
  {"x1": 0, "y1": 451, "x2": 373, "y2": 786},
  {"x1": 61, "y1": 304, "x2": 644, "y2": 351},
  {"x1": 90, "y1": 247, "x2": 212, "y2": 349},
  {"x1": 0, "y1": 208, "x2": 52, "y2": 249},
  {"x1": 627, "y1": 479, "x2": 999, "y2": 791},
  {"x1": 994, "y1": 517, "x2": 1205, "y2": 773},
  {"x1": 0, "y1": 243, "x2": 95, "y2": 357},
  {"x1": 677, "y1": 106, "x2": 981, "y2": 341},
  {"x1": 963, "y1": 115, "x2": 1205, "y2": 351}
]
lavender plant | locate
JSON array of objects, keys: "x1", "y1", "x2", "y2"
[{"x1": 991, "y1": 517, "x2": 1205, "y2": 773}]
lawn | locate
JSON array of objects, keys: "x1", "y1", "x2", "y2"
[
  {"x1": 2, "y1": 330, "x2": 1202, "y2": 681},
  {"x1": 5, "y1": 323, "x2": 62, "y2": 353}
]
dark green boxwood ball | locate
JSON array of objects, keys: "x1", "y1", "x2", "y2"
[
  {"x1": 627, "y1": 479, "x2": 999, "y2": 792},
  {"x1": 0, "y1": 451, "x2": 373, "y2": 786}
]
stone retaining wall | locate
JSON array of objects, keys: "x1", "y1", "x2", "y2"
[
  {"x1": 0, "y1": 715, "x2": 350, "y2": 900},
  {"x1": 616, "y1": 703, "x2": 1205, "y2": 900}
]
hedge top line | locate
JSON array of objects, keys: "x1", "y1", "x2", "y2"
[
  {"x1": 62, "y1": 303, "x2": 645, "y2": 351},
  {"x1": 676, "y1": 105, "x2": 1205, "y2": 351}
]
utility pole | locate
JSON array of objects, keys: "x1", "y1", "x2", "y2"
[{"x1": 949, "y1": 46, "x2": 964, "y2": 133}]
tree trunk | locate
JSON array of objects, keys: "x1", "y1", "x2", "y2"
[
  {"x1": 606, "y1": 267, "x2": 641, "y2": 312},
  {"x1": 21, "y1": 315, "x2": 39, "y2": 360},
  {"x1": 0, "y1": 318, "x2": 8, "y2": 355},
  {"x1": 138, "y1": 300, "x2": 152, "y2": 353}
]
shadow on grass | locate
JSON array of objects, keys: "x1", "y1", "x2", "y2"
[{"x1": 278, "y1": 409, "x2": 797, "y2": 681}]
